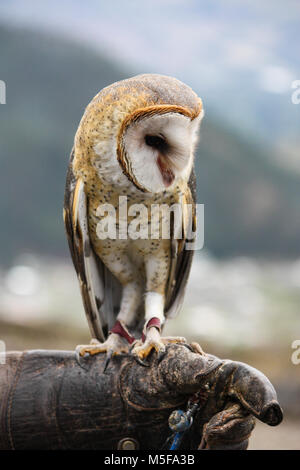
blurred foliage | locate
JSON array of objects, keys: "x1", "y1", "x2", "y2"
[{"x1": 0, "y1": 24, "x2": 300, "y2": 264}]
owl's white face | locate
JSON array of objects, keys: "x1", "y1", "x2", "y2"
[{"x1": 122, "y1": 111, "x2": 203, "y2": 193}]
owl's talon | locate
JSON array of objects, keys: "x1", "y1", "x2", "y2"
[
  {"x1": 134, "y1": 356, "x2": 150, "y2": 367},
  {"x1": 75, "y1": 346, "x2": 90, "y2": 369},
  {"x1": 157, "y1": 350, "x2": 167, "y2": 364},
  {"x1": 103, "y1": 350, "x2": 114, "y2": 373},
  {"x1": 132, "y1": 342, "x2": 165, "y2": 362}
]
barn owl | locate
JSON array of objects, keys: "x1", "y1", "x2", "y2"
[{"x1": 64, "y1": 74, "x2": 204, "y2": 366}]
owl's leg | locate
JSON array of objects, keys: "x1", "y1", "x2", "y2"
[
  {"x1": 131, "y1": 292, "x2": 166, "y2": 361},
  {"x1": 76, "y1": 251, "x2": 142, "y2": 364},
  {"x1": 132, "y1": 254, "x2": 185, "y2": 361},
  {"x1": 131, "y1": 293, "x2": 186, "y2": 362}
]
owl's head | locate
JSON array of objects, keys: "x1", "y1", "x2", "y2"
[
  {"x1": 75, "y1": 74, "x2": 204, "y2": 194},
  {"x1": 118, "y1": 105, "x2": 203, "y2": 193}
]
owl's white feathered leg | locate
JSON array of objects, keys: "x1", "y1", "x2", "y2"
[
  {"x1": 132, "y1": 253, "x2": 185, "y2": 361},
  {"x1": 76, "y1": 279, "x2": 142, "y2": 364}
]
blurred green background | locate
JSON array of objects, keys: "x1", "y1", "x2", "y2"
[{"x1": 0, "y1": 0, "x2": 299, "y2": 449}]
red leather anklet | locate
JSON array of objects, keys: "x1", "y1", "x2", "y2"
[
  {"x1": 110, "y1": 320, "x2": 135, "y2": 345},
  {"x1": 146, "y1": 317, "x2": 161, "y2": 331},
  {"x1": 142, "y1": 317, "x2": 161, "y2": 342}
]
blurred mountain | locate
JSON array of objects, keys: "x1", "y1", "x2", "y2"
[
  {"x1": 0, "y1": 24, "x2": 127, "y2": 264},
  {"x1": 0, "y1": 24, "x2": 299, "y2": 263}
]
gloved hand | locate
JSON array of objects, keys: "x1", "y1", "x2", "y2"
[
  {"x1": 0, "y1": 343, "x2": 283, "y2": 450},
  {"x1": 123, "y1": 342, "x2": 283, "y2": 449}
]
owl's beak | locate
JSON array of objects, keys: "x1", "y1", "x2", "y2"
[{"x1": 157, "y1": 154, "x2": 175, "y2": 187}]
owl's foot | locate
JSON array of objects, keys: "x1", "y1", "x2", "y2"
[
  {"x1": 75, "y1": 320, "x2": 136, "y2": 371},
  {"x1": 131, "y1": 322, "x2": 186, "y2": 365},
  {"x1": 131, "y1": 326, "x2": 165, "y2": 364},
  {"x1": 76, "y1": 334, "x2": 129, "y2": 357},
  {"x1": 75, "y1": 333, "x2": 130, "y2": 371}
]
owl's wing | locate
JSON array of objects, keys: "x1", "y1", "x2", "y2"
[
  {"x1": 63, "y1": 149, "x2": 122, "y2": 342},
  {"x1": 164, "y1": 170, "x2": 197, "y2": 320}
]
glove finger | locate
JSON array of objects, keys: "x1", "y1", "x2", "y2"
[
  {"x1": 199, "y1": 402, "x2": 255, "y2": 450},
  {"x1": 225, "y1": 361, "x2": 283, "y2": 426}
]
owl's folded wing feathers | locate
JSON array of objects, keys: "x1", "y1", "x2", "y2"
[
  {"x1": 63, "y1": 149, "x2": 121, "y2": 342},
  {"x1": 165, "y1": 170, "x2": 196, "y2": 319}
]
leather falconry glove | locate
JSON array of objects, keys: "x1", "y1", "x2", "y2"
[{"x1": 0, "y1": 343, "x2": 282, "y2": 450}]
